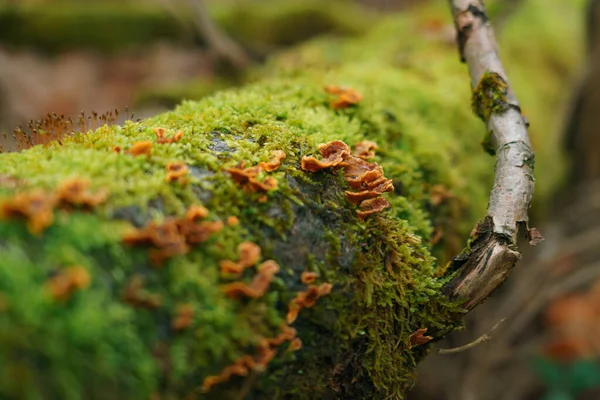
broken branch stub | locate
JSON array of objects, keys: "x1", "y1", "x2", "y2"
[{"x1": 442, "y1": 0, "x2": 539, "y2": 311}]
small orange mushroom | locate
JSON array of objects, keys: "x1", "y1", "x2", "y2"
[
  {"x1": 408, "y1": 328, "x2": 433, "y2": 349},
  {"x1": 301, "y1": 271, "x2": 318, "y2": 284},
  {"x1": 324, "y1": 85, "x2": 363, "y2": 109},
  {"x1": 172, "y1": 303, "x2": 195, "y2": 331},
  {"x1": 353, "y1": 140, "x2": 378, "y2": 160},
  {"x1": 287, "y1": 282, "x2": 333, "y2": 324},
  {"x1": 129, "y1": 141, "x2": 153, "y2": 156},
  {"x1": 46, "y1": 266, "x2": 91, "y2": 301},
  {"x1": 0, "y1": 190, "x2": 56, "y2": 235},
  {"x1": 259, "y1": 150, "x2": 286, "y2": 172},
  {"x1": 57, "y1": 178, "x2": 109, "y2": 209},
  {"x1": 166, "y1": 161, "x2": 189, "y2": 183},
  {"x1": 222, "y1": 260, "x2": 280, "y2": 299}
]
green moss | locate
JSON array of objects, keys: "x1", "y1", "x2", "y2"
[{"x1": 0, "y1": 1, "x2": 585, "y2": 399}]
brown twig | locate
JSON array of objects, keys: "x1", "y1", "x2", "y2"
[
  {"x1": 437, "y1": 318, "x2": 506, "y2": 354},
  {"x1": 441, "y1": 0, "x2": 536, "y2": 312},
  {"x1": 185, "y1": 0, "x2": 251, "y2": 69}
]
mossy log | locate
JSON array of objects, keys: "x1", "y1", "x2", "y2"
[{"x1": 0, "y1": 1, "x2": 584, "y2": 399}]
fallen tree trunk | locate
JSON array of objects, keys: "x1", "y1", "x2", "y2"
[{"x1": 0, "y1": 1, "x2": 580, "y2": 399}]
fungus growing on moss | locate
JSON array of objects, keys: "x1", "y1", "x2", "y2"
[
  {"x1": 259, "y1": 150, "x2": 286, "y2": 172},
  {"x1": 226, "y1": 163, "x2": 279, "y2": 192},
  {"x1": 408, "y1": 328, "x2": 433, "y2": 349},
  {"x1": 122, "y1": 219, "x2": 190, "y2": 266},
  {"x1": 123, "y1": 208, "x2": 223, "y2": 264},
  {"x1": 286, "y1": 283, "x2": 333, "y2": 324},
  {"x1": 300, "y1": 140, "x2": 350, "y2": 172},
  {"x1": 0, "y1": 190, "x2": 56, "y2": 234},
  {"x1": 222, "y1": 260, "x2": 280, "y2": 299},
  {"x1": 122, "y1": 275, "x2": 163, "y2": 309},
  {"x1": 356, "y1": 197, "x2": 390, "y2": 220},
  {"x1": 185, "y1": 204, "x2": 209, "y2": 221},
  {"x1": 172, "y1": 303, "x2": 195, "y2": 331},
  {"x1": 301, "y1": 271, "x2": 318, "y2": 284},
  {"x1": 57, "y1": 178, "x2": 109, "y2": 209},
  {"x1": 238, "y1": 242, "x2": 261, "y2": 267},
  {"x1": 201, "y1": 325, "x2": 298, "y2": 393},
  {"x1": 353, "y1": 140, "x2": 378, "y2": 160},
  {"x1": 129, "y1": 141, "x2": 153, "y2": 156},
  {"x1": 226, "y1": 215, "x2": 239, "y2": 226},
  {"x1": 220, "y1": 242, "x2": 262, "y2": 276},
  {"x1": 302, "y1": 140, "x2": 393, "y2": 219},
  {"x1": 46, "y1": 266, "x2": 91, "y2": 302},
  {"x1": 289, "y1": 338, "x2": 303, "y2": 351},
  {"x1": 155, "y1": 127, "x2": 184, "y2": 144},
  {"x1": 324, "y1": 85, "x2": 363, "y2": 109},
  {"x1": 178, "y1": 220, "x2": 224, "y2": 244},
  {"x1": 166, "y1": 161, "x2": 189, "y2": 183}
]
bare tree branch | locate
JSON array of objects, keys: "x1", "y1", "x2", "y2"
[
  {"x1": 437, "y1": 318, "x2": 506, "y2": 354},
  {"x1": 185, "y1": 0, "x2": 251, "y2": 69},
  {"x1": 442, "y1": 0, "x2": 537, "y2": 312}
]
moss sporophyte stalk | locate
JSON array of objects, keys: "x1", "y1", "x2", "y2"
[{"x1": 0, "y1": 0, "x2": 585, "y2": 397}]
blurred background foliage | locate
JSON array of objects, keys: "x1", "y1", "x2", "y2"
[{"x1": 0, "y1": 0, "x2": 599, "y2": 399}]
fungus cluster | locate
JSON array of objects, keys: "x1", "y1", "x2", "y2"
[
  {"x1": 46, "y1": 266, "x2": 91, "y2": 302},
  {"x1": 129, "y1": 140, "x2": 153, "y2": 157},
  {"x1": 222, "y1": 260, "x2": 280, "y2": 299},
  {"x1": 408, "y1": 328, "x2": 432, "y2": 349},
  {"x1": 286, "y1": 282, "x2": 333, "y2": 324},
  {"x1": 154, "y1": 127, "x2": 184, "y2": 144},
  {"x1": 226, "y1": 150, "x2": 286, "y2": 192},
  {"x1": 353, "y1": 140, "x2": 378, "y2": 160},
  {"x1": 165, "y1": 161, "x2": 189, "y2": 183},
  {"x1": 122, "y1": 204, "x2": 223, "y2": 266},
  {"x1": 0, "y1": 178, "x2": 109, "y2": 234},
  {"x1": 201, "y1": 324, "x2": 300, "y2": 393},
  {"x1": 171, "y1": 303, "x2": 195, "y2": 331},
  {"x1": 219, "y1": 241, "x2": 262, "y2": 276},
  {"x1": 324, "y1": 85, "x2": 363, "y2": 109},
  {"x1": 301, "y1": 140, "x2": 393, "y2": 219}
]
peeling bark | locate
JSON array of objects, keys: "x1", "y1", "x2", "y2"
[{"x1": 443, "y1": 0, "x2": 538, "y2": 311}]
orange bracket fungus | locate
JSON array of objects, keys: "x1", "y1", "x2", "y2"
[
  {"x1": 201, "y1": 325, "x2": 298, "y2": 393},
  {"x1": 353, "y1": 140, "x2": 378, "y2": 160},
  {"x1": 165, "y1": 161, "x2": 189, "y2": 183},
  {"x1": 154, "y1": 127, "x2": 184, "y2": 144},
  {"x1": 129, "y1": 140, "x2": 153, "y2": 156},
  {"x1": 0, "y1": 190, "x2": 56, "y2": 235},
  {"x1": 171, "y1": 303, "x2": 195, "y2": 331},
  {"x1": 219, "y1": 241, "x2": 262, "y2": 276},
  {"x1": 300, "y1": 271, "x2": 318, "y2": 284},
  {"x1": 57, "y1": 178, "x2": 109, "y2": 209},
  {"x1": 46, "y1": 266, "x2": 91, "y2": 302},
  {"x1": 122, "y1": 205, "x2": 222, "y2": 266},
  {"x1": 301, "y1": 140, "x2": 393, "y2": 219},
  {"x1": 287, "y1": 283, "x2": 333, "y2": 324},
  {"x1": 408, "y1": 328, "x2": 433, "y2": 349},
  {"x1": 324, "y1": 85, "x2": 363, "y2": 109},
  {"x1": 226, "y1": 150, "x2": 285, "y2": 192},
  {"x1": 222, "y1": 260, "x2": 280, "y2": 299}
]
